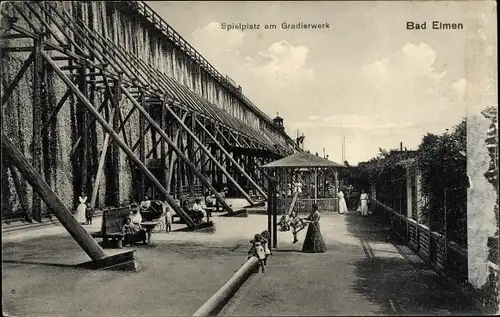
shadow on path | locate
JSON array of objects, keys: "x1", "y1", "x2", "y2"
[
  {"x1": 2, "y1": 260, "x2": 79, "y2": 269},
  {"x1": 344, "y1": 212, "x2": 481, "y2": 315}
]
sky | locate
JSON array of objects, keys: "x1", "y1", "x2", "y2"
[{"x1": 146, "y1": 1, "x2": 497, "y2": 164}]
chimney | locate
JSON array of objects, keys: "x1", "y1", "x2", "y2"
[{"x1": 400, "y1": 142, "x2": 403, "y2": 151}]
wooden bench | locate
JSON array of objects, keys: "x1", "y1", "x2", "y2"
[{"x1": 91, "y1": 206, "x2": 131, "y2": 248}]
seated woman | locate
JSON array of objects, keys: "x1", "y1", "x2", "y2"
[
  {"x1": 181, "y1": 200, "x2": 202, "y2": 224},
  {"x1": 192, "y1": 198, "x2": 205, "y2": 223},
  {"x1": 126, "y1": 208, "x2": 147, "y2": 245}
]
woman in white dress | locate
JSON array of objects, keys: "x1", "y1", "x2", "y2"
[
  {"x1": 75, "y1": 193, "x2": 87, "y2": 224},
  {"x1": 338, "y1": 190, "x2": 348, "y2": 214},
  {"x1": 359, "y1": 190, "x2": 369, "y2": 217}
]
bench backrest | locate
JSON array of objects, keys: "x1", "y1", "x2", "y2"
[{"x1": 101, "y1": 206, "x2": 131, "y2": 235}]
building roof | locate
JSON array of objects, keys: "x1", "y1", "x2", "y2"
[{"x1": 260, "y1": 151, "x2": 345, "y2": 169}]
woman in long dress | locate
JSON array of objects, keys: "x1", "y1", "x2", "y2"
[
  {"x1": 338, "y1": 190, "x2": 348, "y2": 214},
  {"x1": 302, "y1": 204, "x2": 326, "y2": 253},
  {"x1": 75, "y1": 193, "x2": 87, "y2": 224},
  {"x1": 360, "y1": 190, "x2": 369, "y2": 217}
]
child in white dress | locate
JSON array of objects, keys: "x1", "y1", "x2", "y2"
[{"x1": 248, "y1": 233, "x2": 267, "y2": 273}]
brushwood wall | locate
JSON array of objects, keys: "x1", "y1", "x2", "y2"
[{"x1": 1, "y1": 1, "x2": 291, "y2": 220}]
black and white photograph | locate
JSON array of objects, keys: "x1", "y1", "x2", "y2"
[{"x1": 1, "y1": 1, "x2": 498, "y2": 316}]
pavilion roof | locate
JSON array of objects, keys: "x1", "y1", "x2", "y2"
[{"x1": 260, "y1": 151, "x2": 345, "y2": 169}]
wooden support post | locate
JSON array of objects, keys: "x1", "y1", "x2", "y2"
[
  {"x1": 8, "y1": 163, "x2": 32, "y2": 222},
  {"x1": 111, "y1": 77, "x2": 121, "y2": 205},
  {"x1": 80, "y1": 65, "x2": 89, "y2": 196},
  {"x1": 267, "y1": 177, "x2": 274, "y2": 247},
  {"x1": 2, "y1": 132, "x2": 107, "y2": 260},
  {"x1": 160, "y1": 103, "x2": 166, "y2": 200},
  {"x1": 32, "y1": 34, "x2": 44, "y2": 222},
  {"x1": 273, "y1": 183, "x2": 278, "y2": 248},
  {"x1": 139, "y1": 92, "x2": 146, "y2": 200},
  {"x1": 166, "y1": 113, "x2": 188, "y2": 194},
  {"x1": 150, "y1": 105, "x2": 158, "y2": 159}
]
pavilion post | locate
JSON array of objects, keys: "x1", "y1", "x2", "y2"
[
  {"x1": 267, "y1": 176, "x2": 276, "y2": 248},
  {"x1": 273, "y1": 179, "x2": 278, "y2": 248},
  {"x1": 314, "y1": 168, "x2": 318, "y2": 202}
]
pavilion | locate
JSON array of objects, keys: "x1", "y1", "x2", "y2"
[{"x1": 260, "y1": 151, "x2": 346, "y2": 214}]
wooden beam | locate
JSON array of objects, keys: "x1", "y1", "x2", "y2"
[
  {"x1": 120, "y1": 89, "x2": 233, "y2": 213},
  {"x1": 166, "y1": 113, "x2": 188, "y2": 194},
  {"x1": 197, "y1": 119, "x2": 267, "y2": 200},
  {"x1": 165, "y1": 106, "x2": 255, "y2": 205},
  {"x1": 139, "y1": 93, "x2": 146, "y2": 199},
  {"x1": 41, "y1": 88, "x2": 72, "y2": 132},
  {"x1": 2, "y1": 132, "x2": 107, "y2": 260},
  {"x1": 42, "y1": 52, "x2": 197, "y2": 227},
  {"x1": 111, "y1": 77, "x2": 122, "y2": 205},
  {"x1": 79, "y1": 66, "x2": 90, "y2": 194},
  {"x1": 1, "y1": 51, "x2": 34, "y2": 105},
  {"x1": 32, "y1": 34, "x2": 44, "y2": 222}
]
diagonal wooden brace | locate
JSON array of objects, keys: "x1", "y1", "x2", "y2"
[
  {"x1": 196, "y1": 118, "x2": 267, "y2": 201},
  {"x1": 1, "y1": 132, "x2": 107, "y2": 261},
  {"x1": 164, "y1": 105, "x2": 255, "y2": 205},
  {"x1": 120, "y1": 89, "x2": 233, "y2": 213},
  {"x1": 42, "y1": 52, "x2": 197, "y2": 228}
]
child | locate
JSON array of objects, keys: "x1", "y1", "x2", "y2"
[
  {"x1": 85, "y1": 205, "x2": 94, "y2": 225},
  {"x1": 260, "y1": 230, "x2": 272, "y2": 265},
  {"x1": 290, "y1": 211, "x2": 306, "y2": 244},
  {"x1": 247, "y1": 233, "x2": 267, "y2": 273},
  {"x1": 279, "y1": 213, "x2": 290, "y2": 232},
  {"x1": 165, "y1": 207, "x2": 172, "y2": 233},
  {"x1": 122, "y1": 217, "x2": 136, "y2": 246}
]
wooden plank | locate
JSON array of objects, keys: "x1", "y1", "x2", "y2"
[{"x1": 2, "y1": 132, "x2": 107, "y2": 260}]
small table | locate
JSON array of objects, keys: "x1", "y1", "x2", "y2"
[{"x1": 141, "y1": 221, "x2": 160, "y2": 245}]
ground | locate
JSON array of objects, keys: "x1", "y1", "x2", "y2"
[{"x1": 2, "y1": 201, "x2": 481, "y2": 316}]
